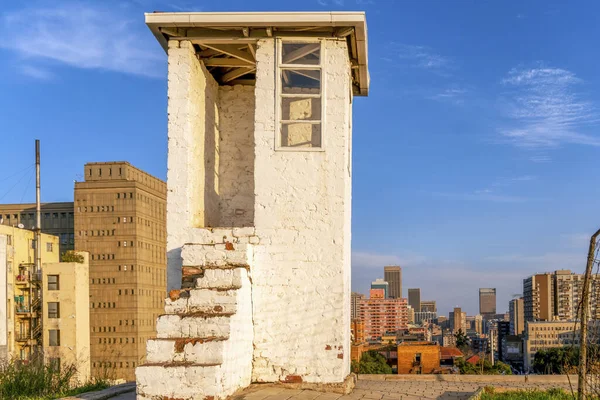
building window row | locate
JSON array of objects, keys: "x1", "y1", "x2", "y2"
[
  {"x1": 91, "y1": 302, "x2": 117, "y2": 309},
  {"x1": 116, "y1": 192, "x2": 134, "y2": 199},
  {"x1": 117, "y1": 217, "x2": 134, "y2": 224},
  {"x1": 117, "y1": 241, "x2": 134, "y2": 247},
  {"x1": 91, "y1": 254, "x2": 115, "y2": 261},
  {"x1": 80, "y1": 229, "x2": 116, "y2": 237},
  {"x1": 119, "y1": 320, "x2": 135, "y2": 326},
  {"x1": 118, "y1": 265, "x2": 134, "y2": 271},
  {"x1": 118, "y1": 289, "x2": 136, "y2": 295},
  {"x1": 78, "y1": 206, "x2": 115, "y2": 213},
  {"x1": 93, "y1": 326, "x2": 116, "y2": 333},
  {"x1": 91, "y1": 278, "x2": 116, "y2": 284}
]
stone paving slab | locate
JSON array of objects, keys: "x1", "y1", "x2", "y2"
[{"x1": 232, "y1": 376, "x2": 579, "y2": 400}]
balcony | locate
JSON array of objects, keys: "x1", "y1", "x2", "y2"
[
  {"x1": 15, "y1": 275, "x2": 29, "y2": 286},
  {"x1": 15, "y1": 334, "x2": 29, "y2": 342}
]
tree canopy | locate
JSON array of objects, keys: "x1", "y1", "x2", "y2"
[{"x1": 351, "y1": 350, "x2": 393, "y2": 374}]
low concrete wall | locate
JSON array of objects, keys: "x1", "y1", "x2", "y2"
[
  {"x1": 59, "y1": 382, "x2": 135, "y2": 400},
  {"x1": 359, "y1": 374, "x2": 579, "y2": 384}
]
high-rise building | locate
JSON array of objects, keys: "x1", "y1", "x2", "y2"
[
  {"x1": 420, "y1": 300, "x2": 437, "y2": 313},
  {"x1": 509, "y1": 297, "x2": 524, "y2": 335},
  {"x1": 371, "y1": 278, "x2": 389, "y2": 299},
  {"x1": 74, "y1": 162, "x2": 167, "y2": 381},
  {"x1": 358, "y1": 297, "x2": 408, "y2": 341},
  {"x1": 0, "y1": 203, "x2": 75, "y2": 254},
  {"x1": 408, "y1": 288, "x2": 421, "y2": 312},
  {"x1": 479, "y1": 288, "x2": 496, "y2": 316},
  {"x1": 384, "y1": 265, "x2": 402, "y2": 299},
  {"x1": 0, "y1": 225, "x2": 90, "y2": 381},
  {"x1": 466, "y1": 315, "x2": 483, "y2": 334},
  {"x1": 351, "y1": 292, "x2": 365, "y2": 320},
  {"x1": 523, "y1": 273, "x2": 553, "y2": 322},
  {"x1": 449, "y1": 307, "x2": 467, "y2": 333},
  {"x1": 496, "y1": 321, "x2": 510, "y2": 362},
  {"x1": 523, "y1": 270, "x2": 600, "y2": 323},
  {"x1": 407, "y1": 305, "x2": 415, "y2": 324},
  {"x1": 414, "y1": 311, "x2": 437, "y2": 325}
]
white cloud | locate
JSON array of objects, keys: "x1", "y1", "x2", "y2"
[
  {"x1": 0, "y1": 3, "x2": 164, "y2": 78},
  {"x1": 500, "y1": 66, "x2": 600, "y2": 149},
  {"x1": 352, "y1": 251, "x2": 425, "y2": 269},
  {"x1": 485, "y1": 252, "x2": 585, "y2": 272},
  {"x1": 429, "y1": 87, "x2": 467, "y2": 104},
  {"x1": 386, "y1": 43, "x2": 451, "y2": 70},
  {"x1": 20, "y1": 65, "x2": 55, "y2": 81}
]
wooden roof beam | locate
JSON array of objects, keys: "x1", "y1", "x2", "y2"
[
  {"x1": 198, "y1": 44, "x2": 255, "y2": 64},
  {"x1": 221, "y1": 67, "x2": 256, "y2": 83}
]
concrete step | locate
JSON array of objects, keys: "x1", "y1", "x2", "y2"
[
  {"x1": 136, "y1": 362, "x2": 224, "y2": 400},
  {"x1": 165, "y1": 287, "x2": 242, "y2": 315},
  {"x1": 146, "y1": 337, "x2": 227, "y2": 365},
  {"x1": 156, "y1": 313, "x2": 232, "y2": 339}
]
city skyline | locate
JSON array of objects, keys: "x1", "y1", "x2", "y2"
[{"x1": 1, "y1": 0, "x2": 599, "y2": 317}]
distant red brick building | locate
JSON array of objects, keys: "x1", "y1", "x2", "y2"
[
  {"x1": 397, "y1": 342, "x2": 441, "y2": 374},
  {"x1": 358, "y1": 297, "x2": 408, "y2": 341}
]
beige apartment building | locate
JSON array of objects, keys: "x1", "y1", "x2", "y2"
[
  {"x1": 523, "y1": 270, "x2": 600, "y2": 323},
  {"x1": 0, "y1": 203, "x2": 75, "y2": 254},
  {"x1": 74, "y1": 162, "x2": 166, "y2": 381},
  {"x1": 0, "y1": 225, "x2": 90, "y2": 381},
  {"x1": 522, "y1": 320, "x2": 595, "y2": 371}
]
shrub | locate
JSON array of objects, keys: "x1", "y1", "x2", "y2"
[
  {"x1": 60, "y1": 251, "x2": 84, "y2": 263},
  {"x1": 0, "y1": 358, "x2": 107, "y2": 400}
]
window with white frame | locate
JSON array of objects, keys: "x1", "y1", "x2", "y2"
[{"x1": 277, "y1": 40, "x2": 323, "y2": 149}]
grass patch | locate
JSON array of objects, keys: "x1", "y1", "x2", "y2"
[
  {"x1": 0, "y1": 359, "x2": 109, "y2": 400},
  {"x1": 480, "y1": 387, "x2": 574, "y2": 399}
]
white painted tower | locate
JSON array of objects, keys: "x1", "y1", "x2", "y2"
[{"x1": 136, "y1": 12, "x2": 369, "y2": 399}]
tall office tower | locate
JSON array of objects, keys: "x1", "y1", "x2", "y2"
[
  {"x1": 420, "y1": 300, "x2": 437, "y2": 313},
  {"x1": 509, "y1": 297, "x2": 524, "y2": 335},
  {"x1": 479, "y1": 288, "x2": 497, "y2": 316},
  {"x1": 408, "y1": 288, "x2": 421, "y2": 312},
  {"x1": 449, "y1": 307, "x2": 467, "y2": 333},
  {"x1": 371, "y1": 278, "x2": 389, "y2": 299},
  {"x1": 351, "y1": 292, "x2": 365, "y2": 320},
  {"x1": 523, "y1": 273, "x2": 554, "y2": 322},
  {"x1": 0, "y1": 203, "x2": 75, "y2": 254},
  {"x1": 496, "y1": 321, "x2": 511, "y2": 362},
  {"x1": 75, "y1": 162, "x2": 167, "y2": 381},
  {"x1": 384, "y1": 265, "x2": 402, "y2": 299}
]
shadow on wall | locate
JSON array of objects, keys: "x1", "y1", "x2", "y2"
[{"x1": 167, "y1": 248, "x2": 182, "y2": 293}]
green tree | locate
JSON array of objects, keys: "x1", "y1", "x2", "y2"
[
  {"x1": 61, "y1": 251, "x2": 84, "y2": 263},
  {"x1": 454, "y1": 329, "x2": 470, "y2": 353},
  {"x1": 352, "y1": 350, "x2": 392, "y2": 374}
]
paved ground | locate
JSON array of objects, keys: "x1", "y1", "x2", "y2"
[{"x1": 106, "y1": 377, "x2": 580, "y2": 400}]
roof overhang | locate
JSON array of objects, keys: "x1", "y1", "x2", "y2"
[{"x1": 145, "y1": 11, "x2": 369, "y2": 96}]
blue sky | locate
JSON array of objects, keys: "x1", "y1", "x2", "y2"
[{"x1": 1, "y1": 0, "x2": 599, "y2": 317}]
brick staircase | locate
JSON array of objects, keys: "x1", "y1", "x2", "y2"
[{"x1": 136, "y1": 229, "x2": 256, "y2": 400}]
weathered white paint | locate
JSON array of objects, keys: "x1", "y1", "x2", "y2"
[
  {"x1": 139, "y1": 37, "x2": 353, "y2": 399},
  {"x1": 251, "y1": 38, "x2": 352, "y2": 383}
]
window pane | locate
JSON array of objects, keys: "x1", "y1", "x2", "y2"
[
  {"x1": 282, "y1": 43, "x2": 320, "y2": 65},
  {"x1": 48, "y1": 275, "x2": 59, "y2": 291},
  {"x1": 281, "y1": 123, "x2": 321, "y2": 148},
  {"x1": 48, "y1": 302, "x2": 59, "y2": 318},
  {"x1": 49, "y1": 330, "x2": 60, "y2": 346},
  {"x1": 282, "y1": 97, "x2": 321, "y2": 121},
  {"x1": 281, "y1": 70, "x2": 320, "y2": 93}
]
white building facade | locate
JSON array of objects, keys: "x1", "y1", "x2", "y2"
[{"x1": 136, "y1": 12, "x2": 369, "y2": 400}]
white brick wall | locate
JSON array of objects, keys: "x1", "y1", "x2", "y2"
[
  {"x1": 153, "y1": 36, "x2": 353, "y2": 397},
  {"x1": 218, "y1": 86, "x2": 256, "y2": 227},
  {"x1": 251, "y1": 38, "x2": 352, "y2": 383}
]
